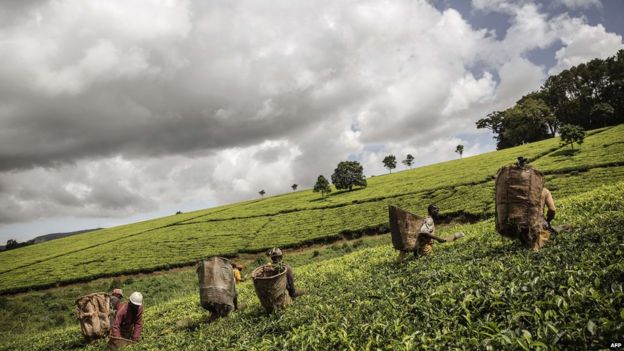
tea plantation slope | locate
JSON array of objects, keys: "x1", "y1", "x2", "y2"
[
  {"x1": 1, "y1": 125, "x2": 623, "y2": 294},
  {"x1": 0, "y1": 200, "x2": 252, "y2": 275},
  {"x1": 4, "y1": 164, "x2": 624, "y2": 294},
  {"x1": 2, "y1": 182, "x2": 623, "y2": 351}
]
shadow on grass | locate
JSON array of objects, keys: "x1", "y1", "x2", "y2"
[
  {"x1": 550, "y1": 148, "x2": 580, "y2": 158},
  {"x1": 308, "y1": 187, "x2": 367, "y2": 203}
]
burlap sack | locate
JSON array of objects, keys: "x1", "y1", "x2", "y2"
[
  {"x1": 495, "y1": 165, "x2": 545, "y2": 247},
  {"x1": 252, "y1": 265, "x2": 292, "y2": 313},
  {"x1": 388, "y1": 205, "x2": 425, "y2": 251},
  {"x1": 75, "y1": 293, "x2": 112, "y2": 341},
  {"x1": 197, "y1": 257, "x2": 236, "y2": 314}
]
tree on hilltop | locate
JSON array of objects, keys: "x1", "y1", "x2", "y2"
[
  {"x1": 476, "y1": 97, "x2": 555, "y2": 149},
  {"x1": 259, "y1": 190, "x2": 266, "y2": 198},
  {"x1": 313, "y1": 175, "x2": 331, "y2": 198},
  {"x1": 291, "y1": 184, "x2": 298, "y2": 191},
  {"x1": 382, "y1": 155, "x2": 397, "y2": 174},
  {"x1": 5, "y1": 239, "x2": 18, "y2": 250},
  {"x1": 402, "y1": 154, "x2": 414, "y2": 169},
  {"x1": 331, "y1": 161, "x2": 367, "y2": 191},
  {"x1": 4, "y1": 239, "x2": 31, "y2": 251},
  {"x1": 455, "y1": 145, "x2": 464, "y2": 159}
]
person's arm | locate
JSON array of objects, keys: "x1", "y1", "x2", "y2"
[
  {"x1": 286, "y1": 266, "x2": 296, "y2": 298},
  {"x1": 419, "y1": 231, "x2": 447, "y2": 243},
  {"x1": 132, "y1": 306, "x2": 143, "y2": 341},
  {"x1": 545, "y1": 189, "x2": 556, "y2": 222},
  {"x1": 111, "y1": 304, "x2": 125, "y2": 338}
]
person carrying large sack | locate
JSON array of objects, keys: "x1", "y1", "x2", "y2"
[
  {"x1": 111, "y1": 291, "x2": 143, "y2": 342},
  {"x1": 197, "y1": 257, "x2": 238, "y2": 322},
  {"x1": 267, "y1": 248, "x2": 303, "y2": 299},
  {"x1": 495, "y1": 157, "x2": 557, "y2": 251},
  {"x1": 394, "y1": 204, "x2": 464, "y2": 261}
]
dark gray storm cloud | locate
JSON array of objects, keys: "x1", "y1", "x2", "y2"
[{"x1": 0, "y1": 0, "x2": 622, "y2": 239}]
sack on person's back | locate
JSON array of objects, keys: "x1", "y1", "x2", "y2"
[
  {"x1": 75, "y1": 293, "x2": 112, "y2": 341},
  {"x1": 494, "y1": 164, "x2": 544, "y2": 247}
]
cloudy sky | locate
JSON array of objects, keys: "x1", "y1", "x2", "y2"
[{"x1": 1, "y1": 0, "x2": 622, "y2": 243}]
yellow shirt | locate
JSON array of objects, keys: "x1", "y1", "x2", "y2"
[{"x1": 233, "y1": 268, "x2": 241, "y2": 283}]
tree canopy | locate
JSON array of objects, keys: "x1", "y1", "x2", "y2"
[
  {"x1": 559, "y1": 124, "x2": 586, "y2": 149},
  {"x1": 402, "y1": 154, "x2": 414, "y2": 169},
  {"x1": 331, "y1": 161, "x2": 367, "y2": 191},
  {"x1": 382, "y1": 155, "x2": 397, "y2": 173},
  {"x1": 313, "y1": 175, "x2": 331, "y2": 198},
  {"x1": 455, "y1": 145, "x2": 464, "y2": 159},
  {"x1": 478, "y1": 50, "x2": 624, "y2": 149}
]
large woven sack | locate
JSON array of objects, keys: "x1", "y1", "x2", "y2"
[
  {"x1": 197, "y1": 257, "x2": 236, "y2": 312},
  {"x1": 495, "y1": 165, "x2": 545, "y2": 247},
  {"x1": 389, "y1": 205, "x2": 424, "y2": 251},
  {"x1": 75, "y1": 293, "x2": 112, "y2": 341},
  {"x1": 107, "y1": 336, "x2": 135, "y2": 350},
  {"x1": 252, "y1": 265, "x2": 292, "y2": 313}
]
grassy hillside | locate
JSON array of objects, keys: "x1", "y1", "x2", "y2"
[
  {"x1": 0, "y1": 125, "x2": 623, "y2": 294},
  {"x1": 2, "y1": 181, "x2": 622, "y2": 351}
]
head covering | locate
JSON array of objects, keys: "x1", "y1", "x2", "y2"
[
  {"x1": 129, "y1": 291, "x2": 143, "y2": 306},
  {"x1": 112, "y1": 288, "x2": 123, "y2": 297},
  {"x1": 427, "y1": 204, "x2": 439, "y2": 217},
  {"x1": 268, "y1": 247, "x2": 283, "y2": 257}
]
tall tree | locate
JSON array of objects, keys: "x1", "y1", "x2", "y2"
[
  {"x1": 455, "y1": 145, "x2": 464, "y2": 159},
  {"x1": 313, "y1": 175, "x2": 331, "y2": 198},
  {"x1": 477, "y1": 99, "x2": 554, "y2": 149},
  {"x1": 559, "y1": 124, "x2": 586, "y2": 150},
  {"x1": 5, "y1": 239, "x2": 18, "y2": 250},
  {"x1": 479, "y1": 50, "x2": 624, "y2": 149},
  {"x1": 331, "y1": 161, "x2": 367, "y2": 191},
  {"x1": 259, "y1": 190, "x2": 266, "y2": 198},
  {"x1": 382, "y1": 155, "x2": 397, "y2": 174},
  {"x1": 402, "y1": 154, "x2": 415, "y2": 169},
  {"x1": 590, "y1": 102, "x2": 614, "y2": 127},
  {"x1": 291, "y1": 184, "x2": 298, "y2": 191}
]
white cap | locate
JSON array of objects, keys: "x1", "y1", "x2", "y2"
[{"x1": 129, "y1": 292, "x2": 143, "y2": 306}]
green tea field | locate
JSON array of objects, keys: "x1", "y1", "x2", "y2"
[
  {"x1": 1, "y1": 176, "x2": 622, "y2": 350},
  {"x1": 0, "y1": 125, "x2": 623, "y2": 351}
]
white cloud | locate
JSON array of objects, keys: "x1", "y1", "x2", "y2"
[
  {"x1": 442, "y1": 72, "x2": 496, "y2": 116},
  {"x1": 549, "y1": 18, "x2": 623, "y2": 74},
  {"x1": 0, "y1": 0, "x2": 622, "y2": 239},
  {"x1": 495, "y1": 57, "x2": 546, "y2": 107}
]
